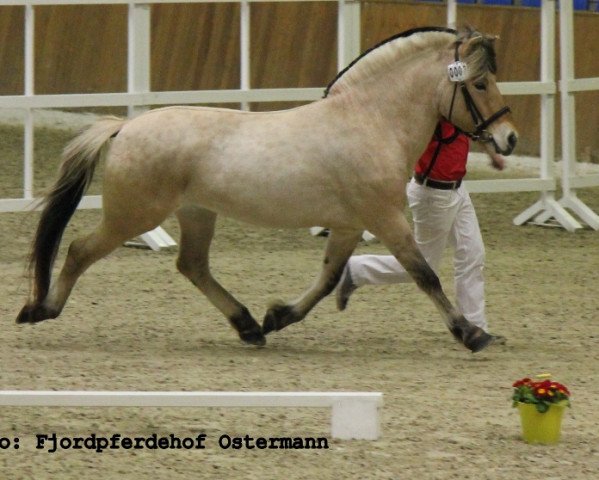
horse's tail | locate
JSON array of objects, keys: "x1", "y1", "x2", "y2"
[{"x1": 28, "y1": 116, "x2": 126, "y2": 305}]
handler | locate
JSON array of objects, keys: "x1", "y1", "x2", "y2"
[{"x1": 336, "y1": 119, "x2": 505, "y2": 342}]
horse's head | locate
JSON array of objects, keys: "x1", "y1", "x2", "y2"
[{"x1": 439, "y1": 28, "x2": 518, "y2": 155}]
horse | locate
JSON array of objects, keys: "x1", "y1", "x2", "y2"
[{"x1": 17, "y1": 26, "x2": 518, "y2": 353}]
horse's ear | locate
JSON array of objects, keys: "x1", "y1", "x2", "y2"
[
  {"x1": 455, "y1": 29, "x2": 499, "y2": 78},
  {"x1": 462, "y1": 32, "x2": 498, "y2": 57},
  {"x1": 456, "y1": 25, "x2": 477, "y2": 43}
]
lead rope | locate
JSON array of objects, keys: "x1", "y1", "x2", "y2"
[{"x1": 421, "y1": 122, "x2": 461, "y2": 181}]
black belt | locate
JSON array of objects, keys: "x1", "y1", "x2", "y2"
[{"x1": 414, "y1": 174, "x2": 462, "y2": 190}]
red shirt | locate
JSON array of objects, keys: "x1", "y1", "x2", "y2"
[{"x1": 414, "y1": 120, "x2": 469, "y2": 182}]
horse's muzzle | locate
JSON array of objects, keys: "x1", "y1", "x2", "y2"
[
  {"x1": 494, "y1": 131, "x2": 518, "y2": 156},
  {"x1": 507, "y1": 132, "x2": 518, "y2": 152}
]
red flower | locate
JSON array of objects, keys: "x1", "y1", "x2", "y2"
[
  {"x1": 535, "y1": 387, "x2": 548, "y2": 397},
  {"x1": 512, "y1": 377, "x2": 532, "y2": 388},
  {"x1": 553, "y1": 383, "x2": 570, "y2": 395},
  {"x1": 512, "y1": 375, "x2": 571, "y2": 410}
]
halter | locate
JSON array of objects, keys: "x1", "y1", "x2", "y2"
[{"x1": 447, "y1": 43, "x2": 511, "y2": 142}]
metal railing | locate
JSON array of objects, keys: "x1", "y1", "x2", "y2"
[{"x1": 1, "y1": 0, "x2": 597, "y2": 234}]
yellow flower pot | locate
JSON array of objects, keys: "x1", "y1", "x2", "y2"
[{"x1": 517, "y1": 402, "x2": 567, "y2": 445}]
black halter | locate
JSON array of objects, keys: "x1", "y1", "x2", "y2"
[{"x1": 448, "y1": 43, "x2": 511, "y2": 142}]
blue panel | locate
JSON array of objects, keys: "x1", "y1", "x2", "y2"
[
  {"x1": 411, "y1": 0, "x2": 597, "y2": 11},
  {"x1": 482, "y1": 0, "x2": 513, "y2": 5}
]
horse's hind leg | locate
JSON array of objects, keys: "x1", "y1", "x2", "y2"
[
  {"x1": 262, "y1": 228, "x2": 362, "y2": 335},
  {"x1": 175, "y1": 206, "x2": 265, "y2": 346},
  {"x1": 366, "y1": 213, "x2": 492, "y2": 353},
  {"x1": 17, "y1": 221, "x2": 134, "y2": 324}
]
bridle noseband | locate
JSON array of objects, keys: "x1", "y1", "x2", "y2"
[{"x1": 447, "y1": 42, "x2": 511, "y2": 142}]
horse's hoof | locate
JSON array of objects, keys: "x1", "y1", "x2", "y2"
[
  {"x1": 262, "y1": 303, "x2": 296, "y2": 335},
  {"x1": 461, "y1": 328, "x2": 493, "y2": 353},
  {"x1": 262, "y1": 310, "x2": 279, "y2": 335},
  {"x1": 16, "y1": 305, "x2": 32, "y2": 324},
  {"x1": 450, "y1": 322, "x2": 493, "y2": 353},
  {"x1": 16, "y1": 304, "x2": 42, "y2": 324},
  {"x1": 466, "y1": 330, "x2": 493, "y2": 353},
  {"x1": 239, "y1": 328, "x2": 266, "y2": 347},
  {"x1": 16, "y1": 303, "x2": 57, "y2": 324},
  {"x1": 229, "y1": 307, "x2": 264, "y2": 345}
]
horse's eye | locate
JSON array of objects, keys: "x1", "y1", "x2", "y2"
[{"x1": 474, "y1": 82, "x2": 487, "y2": 91}]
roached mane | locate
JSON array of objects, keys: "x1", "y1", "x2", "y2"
[{"x1": 324, "y1": 26, "x2": 498, "y2": 97}]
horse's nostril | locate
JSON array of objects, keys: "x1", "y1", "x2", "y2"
[{"x1": 508, "y1": 132, "x2": 518, "y2": 149}]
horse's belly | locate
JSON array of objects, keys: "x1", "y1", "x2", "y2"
[{"x1": 184, "y1": 186, "x2": 357, "y2": 230}]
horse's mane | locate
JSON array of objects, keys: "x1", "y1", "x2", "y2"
[{"x1": 324, "y1": 26, "x2": 497, "y2": 97}]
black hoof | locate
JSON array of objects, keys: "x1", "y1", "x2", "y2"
[
  {"x1": 262, "y1": 304, "x2": 297, "y2": 335},
  {"x1": 450, "y1": 322, "x2": 493, "y2": 353},
  {"x1": 262, "y1": 311, "x2": 278, "y2": 335},
  {"x1": 16, "y1": 303, "x2": 58, "y2": 324},
  {"x1": 449, "y1": 317, "x2": 495, "y2": 353},
  {"x1": 465, "y1": 330, "x2": 493, "y2": 353},
  {"x1": 229, "y1": 306, "x2": 265, "y2": 345},
  {"x1": 239, "y1": 328, "x2": 266, "y2": 347}
]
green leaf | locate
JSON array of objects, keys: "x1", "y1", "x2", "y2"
[{"x1": 536, "y1": 402, "x2": 549, "y2": 413}]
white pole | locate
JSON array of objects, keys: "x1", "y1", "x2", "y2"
[
  {"x1": 447, "y1": 0, "x2": 457, "y2": 29},
  {"x1": 337, "y1": 0, "x2": 345, "y2": 72},
  {"x1": 23, "y1": 4, "x2": 35, "y2": 200},
  {"x1": 512, "y1": 0, "x2": 581, "y2": 231},
  {"x1": 127, "y1": 2, "x2": 151, "y2": 117},
  {"x1": 240, "y1": 0, "x2": 250, "y2": 111},
  {"x1": 125, "y1": 2, "x2": 177, "y2": 248},
  {"x1": 556, "y1": 0, "x2": 599, "y2": 229},
  {"x1": 558, "y1": 0, "x2": 576, "y2": 196},
  {"x1": 539, "y1": 0, "x2": 555, "y2": 181},
  {"x1": 337, "y1": 0, "x2": 360, "y2": 70}
]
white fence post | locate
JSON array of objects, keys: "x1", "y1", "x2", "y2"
[
  {"x1": 240, "y1": 0, "x2": 251, "y2": 111},
  {"x1": 128, "y1": 1, "x2": 151, "y2": 118},
  {"x1": 554, "y1": 0, "x2": 599, "y2": 230},
  {"x1": 310, "y1": 0, "x2": 362, "y2": 240},
  {"x1": 127, "y1": 2, "x2": 177, "y2": 249},
  {"x1": 23, "y1": 4, "x2": 35, "y2": 201},
  {"x1": 512, "y1": 0, "x2": 582, "y2": 231},
  {"x1": 338, "y1": 0, "x2": 361, "y2": 71},
  {"x1": 446, "y1": 0, "x2": 457, "y2": 29}
]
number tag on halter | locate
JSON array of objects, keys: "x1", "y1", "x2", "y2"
[{"x1": 447, "y1": 61, "x2": 469, "y2": 82}]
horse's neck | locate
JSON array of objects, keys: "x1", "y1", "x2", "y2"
[{"x1": 354, "y1": 53, "x2": 447, "y2": 159}]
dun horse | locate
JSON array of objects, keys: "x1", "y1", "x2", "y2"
[{"x1": 18, "y1": 27, "x2": 518, "y2": 353}]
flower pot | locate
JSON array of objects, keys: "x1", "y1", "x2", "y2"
[{"x1": 517, "y1": 402, "x2": 567, "y2": 445}]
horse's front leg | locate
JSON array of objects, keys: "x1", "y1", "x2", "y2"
[
  {"x1": 262, "y1": 229, "x2": 362, "y2": 335},
  {"x1": 176, "y1": 206, "x2": 266, "y2": 346},
  {"x1": 366, "y1": 212, "x2": 493, "y2": 353}
]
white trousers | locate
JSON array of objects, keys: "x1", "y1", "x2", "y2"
[{"x1": 348, "y1": 179, "x2": 487, "y2": 331}]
